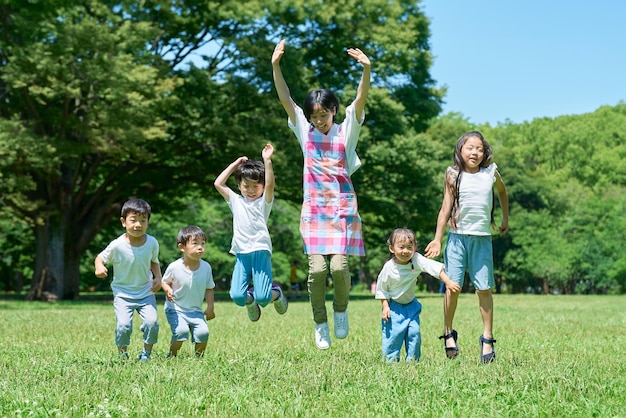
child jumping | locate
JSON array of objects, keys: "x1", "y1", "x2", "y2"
[
  {"x1": 272, "y1": 39, "x2": 370, "y2": 350},
  {"x1": 94, "y1": 198, "x2": 162, "y2": 361},
  {"x1": 214, "y1": 143, "x2": 288, "y2": 321},
  {"x1": 161, "y1": 225, "x2": 215, "y2": 357},
  {"x1": 424, "y1": 131, "x2": 509, "y2": 364},
  {"x1": 376, "y1": 228, "x2": 460, "y2": 362}
]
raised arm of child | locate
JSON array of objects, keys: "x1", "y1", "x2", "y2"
[
  {"x1": 262, "y1": 144, "x2": 275, "y2": 204},
  {"x1": 214, "y1": 156, "x2": 248, "y2": 201}
]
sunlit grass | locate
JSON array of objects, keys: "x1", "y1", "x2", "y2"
[{"x1": 0, "y1": 293, "x2": 624, "y2": 417}]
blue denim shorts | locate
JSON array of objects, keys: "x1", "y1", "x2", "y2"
[{"x1": 444, "y1": 232, "x2": 494, "y2": 291}]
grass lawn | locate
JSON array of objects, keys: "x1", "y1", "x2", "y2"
[{"x1": 0, "y1": 292, "x2": 624, "y2": 417}]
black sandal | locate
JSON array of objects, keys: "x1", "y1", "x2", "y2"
[
  {"x1": 479, "y1": 335, "x2": 497, "y2": 364},
  {"x1": 439, "y1": 330, "x2": 459, "y2": 359}
]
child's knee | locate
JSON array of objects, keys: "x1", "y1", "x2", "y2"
[{"x1": 230, "y1": 289, "x2": 248, "y2": 306}]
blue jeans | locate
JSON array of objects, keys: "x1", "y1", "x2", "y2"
[
  {"x1": 230, "y1": 250, "x2": 273, "y2": 307},
  {"x1": 165, "y1": 308, "x2": 209, "y2": 343},
  {"x1": 382, "y1": 299, "x2": 422, "y2": 362},
  {"x1": 113, "y1": 294, "x2": 159, "y2": 347}
]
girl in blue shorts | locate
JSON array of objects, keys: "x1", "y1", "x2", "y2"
[{"x1": 425, "y1": 131, "x2": 509, "y2": 364}]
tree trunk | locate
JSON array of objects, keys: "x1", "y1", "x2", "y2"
[{"x1": 27, "y1": 209, "x2": 81, "y2": 301}]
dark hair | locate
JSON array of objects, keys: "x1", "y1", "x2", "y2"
[
  {"x1": 303, "y1": 89, "x2": 339, "y2": 123},
  {"x1": 177, "y1": 225, "x2": 207, "y2": 246},
  {"x1": 449, "y1": 130, "x2": 494, "y2": 228},
  {"x1": 386, "y1": 228, "x2": 418, "y2": 260},
  {"x1": 234, "y1": 160, "x2": 265, "y2": 185},
  {"x1": 121, "y1": 198, "x2": 151, "y2": 220}
]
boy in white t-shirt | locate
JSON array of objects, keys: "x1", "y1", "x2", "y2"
[
  {"x1": 161, "y1": 226, "x2": 216, "y2": 357},
  {"x1": 94, "y1": 198, "x2": 162, "y2": 361},
  {"x1": 214, "y1": 144, "x2": 288, "y2": 322}
]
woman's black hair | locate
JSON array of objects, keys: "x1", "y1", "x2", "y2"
[{"x1": 303, "y1": 89, "x2": 339, "y2": 123}]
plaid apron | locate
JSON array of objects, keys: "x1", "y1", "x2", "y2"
[{"x1": 300, "y1": 124, "x2": 365, "y2": 256}]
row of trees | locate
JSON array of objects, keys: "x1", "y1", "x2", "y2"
[{"x1": 1, "y1": 1, "x2": 624, "y2": 299}]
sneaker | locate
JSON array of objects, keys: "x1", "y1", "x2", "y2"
[
  {"x1": 314, "y1": 322, "x2": 331, "y2": 350},
  {"x1": 138, "y1": 351, "x2": 151, "y2": 362},
  {"x1": 272, "y1": 283, "x2": 288, "y2": 314},
  {"x1": 118, "y1": 351, "x2": 129, "y2": 360},
  {"x1": 246, "y1": 287, "x2": 261, "y2": 322},
  {"x1": 334, "y1": 310, "x2": 349, "y2": 339}
]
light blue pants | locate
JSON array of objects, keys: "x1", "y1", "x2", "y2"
[
  {"x1": 113, "y1": 294, "x2": 159, "y2": 347},
  {"x1": 382, "y1": 299, "x2": 422, "y2": 362},
  {"x1": 230, "y1": 250, "x2": 273, "y2": 307},
  {"x1": 165, "y1": 308, "x2": 209, "y2": 343},
  {"x1": 444, "y1": 232, "x2": 494, "y2": 290}
]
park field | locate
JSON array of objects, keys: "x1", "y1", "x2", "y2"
[{"x1": 0, "y1": 293, "x2": 624, "y2": 417}]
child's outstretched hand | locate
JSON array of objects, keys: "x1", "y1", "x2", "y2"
[
  {"x1": 262, "y1": 143, "x2": 274, "y2": 160},
  {"x1": 424, "y1": 240, "x2": 441, "y2": 258},
  {"x1": 347, "y1": 48, "x2": 370, "y2": 67},
  {"x1": 444, "y1": 279, "x2": 461, "y2": 294},
  {"x1": 272, "y1": 39, "x2": 285, "y2": 65},
  {"x1": 234, "y1": 156, "x2": 248, "y2": 166}
]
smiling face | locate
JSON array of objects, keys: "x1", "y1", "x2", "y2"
[
  {"x1": 389, "y1": 237, "x2": 416, "y2": 265},
  {"x1": 238, "y1": 179, "x2": 264, "y2": 202},
  {"x1": 460, "y1": 135, "x2": 485, "y2": 173},
  {"x1": 309, "y1": 103, "x2": 336, "y2": 134},
  {"x1": 121, "y1": 211, "x2": 149, "y2": 244}
]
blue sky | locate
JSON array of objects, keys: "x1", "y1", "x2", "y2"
[{"x1": 422, "y1": 1, "x2": 626, "y2": 125}]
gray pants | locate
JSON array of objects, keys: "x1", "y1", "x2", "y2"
[{"x1": 307, "y1": 254, "x2": 350, "y2": 324}]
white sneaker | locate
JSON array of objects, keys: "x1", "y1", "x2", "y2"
[
  {"x1": 314, "y1": 322, "x2": 331, "y2": 350},
  {"x1": 272, "y1": 283, "x2": 288, "y2": 314},
  {"x1": 334, "y1": 310, "x2": 349, "y2": 339}
]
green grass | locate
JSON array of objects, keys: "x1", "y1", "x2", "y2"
[{"x1": 0, "y1": 293, "x2": 624, "y2": 417}]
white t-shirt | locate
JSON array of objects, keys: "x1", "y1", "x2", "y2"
[
  {"x1": 228, "y1": 189, "x2": 273, "y2": 255},
  {"x1": 450, "y1": 163, "x2": 497, "y2": 236},
  {"x1": 98, "y1": 234, "x2": 160, "y2": 298},
  {"x1": 375, "y1": 253, "x2": 444, "y2": 304},
  {"x1": 162, "y1": 258, "x2": 215, "y2": 313}
]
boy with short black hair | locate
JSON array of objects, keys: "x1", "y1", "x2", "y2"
[
  {"x1": 95, "y1": 198, "x2": 162, "y2": 361},
  {"x1": 161, "y1": 225, "x2": 215, "y2": 357},
  {"x1": 214, "y1": 144, "x2": 288, "y2": 322}
]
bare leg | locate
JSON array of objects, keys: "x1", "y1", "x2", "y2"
[
  {"x1": 443, "y1": 288, "x2": 459, "y2": 349},
  {"x1": 476, "y1": 289, "x2": 494, "y2": 356},
  {"x1": 169, "y1": 341, "x2": 183, "y2": 357},
  {"x1": 194, "y1": 342, "x2": 207, "y2": 357}
]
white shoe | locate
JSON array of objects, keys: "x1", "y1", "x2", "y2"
[
  {"x1": 334, "y1": 310, "x2": 349, "y2": 339},
  {"x1": 272, "y1": 283, "x2": 288, "y2": 314},
  {"x1": 314, "y1": 322, "x2": 331, "y2": 350}
]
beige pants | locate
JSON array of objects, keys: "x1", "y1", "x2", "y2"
[{"x1": 307, "y1": 254, "x2": 351, "y2": 324}]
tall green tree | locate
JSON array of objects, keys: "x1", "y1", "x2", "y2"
[{"x1": 1, "y1": 0, "x2": 443, "y2": 299}]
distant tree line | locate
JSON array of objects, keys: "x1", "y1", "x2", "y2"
[{"x1": 1, "y1": 1, "x2": 624, "y2": 299}]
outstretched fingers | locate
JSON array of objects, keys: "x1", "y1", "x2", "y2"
[{"x1": 347, "y1": 48, "x2": 370, "y2": 66}]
